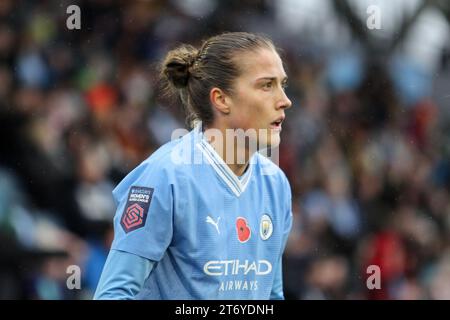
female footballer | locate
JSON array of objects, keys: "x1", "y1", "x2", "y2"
[{"x1": 94, "y1": 32, "x2": 293, "y2": 299}]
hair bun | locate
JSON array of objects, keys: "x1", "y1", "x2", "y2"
[{"x1": 162, "y1": 45, "x2": 199, "y2": 88}]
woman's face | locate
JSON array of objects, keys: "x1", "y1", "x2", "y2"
[{"x1": 225, "y1": 48, "x2": 292, "y2": 149}]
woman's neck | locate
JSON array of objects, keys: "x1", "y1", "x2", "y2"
[{"x1": 203, "y1": 126, "x2": 253, "y2": 177}]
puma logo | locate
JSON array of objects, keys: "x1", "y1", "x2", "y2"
[{"x1": 206, "y1": 216, "x2": 221, "y2": 235}]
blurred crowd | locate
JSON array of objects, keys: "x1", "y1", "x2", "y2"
[{"x1": 0, "y1": 0, "x2": 449, "y2": 299}]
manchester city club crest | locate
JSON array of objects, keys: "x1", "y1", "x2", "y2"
[{"x1": 259, "y1": 214, "x2": 273, "y2": 240}]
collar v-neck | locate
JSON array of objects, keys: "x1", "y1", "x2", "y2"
[{"x1": 194, "y1": 126, "x2": 253, "y2": 197}]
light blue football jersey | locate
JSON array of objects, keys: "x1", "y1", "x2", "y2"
[{"x1": 101, "y1": 125, "x2": 293, "y2": 299}]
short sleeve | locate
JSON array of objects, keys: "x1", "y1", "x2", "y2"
[
  {"x1": 93, "y1": 249, "x2": 155, "y2": 300},
  {"x1": 110, "y1": 161, "x2": 174, "y2": 261}
]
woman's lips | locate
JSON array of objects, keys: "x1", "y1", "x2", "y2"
[
  {"x1": 270, "y1": 120, "x2": 282, "y2": 131},
  {"x1": 270, "y1": 115, "x2": 285, "y2": 131}
]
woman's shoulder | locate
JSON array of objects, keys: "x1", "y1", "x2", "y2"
[
  {"x1": 128, "y1": 127, "x2": 203, "y2": 184},
  {"x1": 253, "y1": 152, "x2": 290, "y2": 189},
  {"x1": 112, "y1": 138, "x2": 188, "y2": 203}
]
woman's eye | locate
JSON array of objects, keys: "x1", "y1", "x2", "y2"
[
  {"x1": 282, "y1": 82, "x2": 288, "y2": 90},
  {"x1": 263, "y1": 82, "x2": 272, "y2": 89}
]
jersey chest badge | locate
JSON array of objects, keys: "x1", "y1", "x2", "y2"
[{"x1": 260, "y1": 214, "x2": 273, "y2": 240}]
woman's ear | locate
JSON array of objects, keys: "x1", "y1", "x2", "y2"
[{"x1": 210, "y1": 87, "x2": 231, "y2": 115}]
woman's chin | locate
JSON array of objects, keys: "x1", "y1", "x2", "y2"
[{"x1": 258, "y1": 133, "x2": 280, "y2": 150}]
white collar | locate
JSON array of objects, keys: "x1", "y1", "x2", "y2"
[{"x1": 194, "y1": 125, "x2": 253, "y2": 197}]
